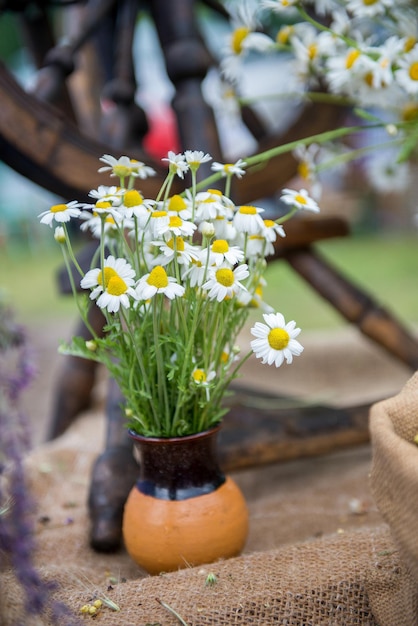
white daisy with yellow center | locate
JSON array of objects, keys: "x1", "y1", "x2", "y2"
[
  {"x1": 203, "y1": 263, "x2": 249, "y2": 302},
  {"x1": 88, "y1": 185, "x2": 122, "y2": 204},
  {"x1": 233, "y1": 205, "x2": 265, "y2": 235},
  {"x1": 191, "y1": 367, "x2": 216, "y2": 386},
  {"x1": 154, "y1": 236, "x2": 199, "y2": 266},
  {"x1": 162, "y1": 151, "x2": 189, "y2": 179},
  {"x1": 135, "y1": 265, "x2": 185, "y2": 300},
  {"x1": 211, "y1": 158, "x2": 246, "y2": 179},
  {"x1": 395, "y1": 47, "x2": 418, "y2": 95},
  {"x1": 280, "y1": 188, "x2": 320, "y2": 213},
  {"x1": 184, "y1": 150, "x2": 212, "y2": 171},
  {"x1": 250, "y1": 312, "x2": 303, "y2": 367},
  {"x1": 98, "y1": 154, "x2": 134, "y2": 179},
  {"x1": 80, "y1": 255, "x2": 137, "y2": 313},
  {"x1": 165, "y1": 194, "x2": 192, "y2": 220},
  {"x1": 164, "y1": 214, "x2": 197, "y2": 238},
  {"x1": 148, "y1": 210, "x2": 170, "y2": 237},
  {"x1": 38, "y1": 200, "x2": 81, "y2": 227},
  {"x1": 209, "y1": 239, "x2": 244, "y2": 266}
]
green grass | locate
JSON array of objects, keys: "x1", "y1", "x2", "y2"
[
  {"x1": 1, "y1": 233, "x2": 417, "y2": 330},
  {"x1": 0, "y1": 242, "x2": 76, "y2": 325}
]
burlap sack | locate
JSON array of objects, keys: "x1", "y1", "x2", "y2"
[
  {"x1": 2, "y1": 408, "x2": 418, "y2": 626},
  {"x1": 370, "y1": 371, "x2": 418, "y2": 588}
]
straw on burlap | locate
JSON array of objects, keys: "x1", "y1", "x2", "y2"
[{"x1": 2, "y1": 400, "x2": 418, "y2": 626}]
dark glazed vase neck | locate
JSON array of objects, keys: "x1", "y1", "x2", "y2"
[{"x1": 129, "y1": 426, "x2": 225, "y2": 501}]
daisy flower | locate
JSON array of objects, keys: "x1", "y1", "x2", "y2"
[
  {"x1": 153, "y1": 237, "x2": 199, "y2": 267},
  {"x1": 233, "y1": 205, "x2": 265, "y2": 234},
  {"x1": 262, "y1": 219, "x2": 286, "y2": 242},
  {"x1": 395, "y1": 47, "x2": 418, "y2": 95},
  {"x1": 182, "y1": 255, "x2": 207, "y2": 287},
  {"x1": 211, "y1": 159, "x2": 246, "y2": 178},
  {"x1": 191, "y1": 367, "x2": 216, "y2": 386},
  {"x1": 280, "y1": 188, "x2": 320, "y2": 212},
  {"x1": 209, "y1": 239, "x2": 245, "y2": 266},
  {"x1": 184, "y1": 150, "x2": 212, "y2": 171},
  {"x1": 98, "y1": 155, "x2": 134, "y2": 179},
  {"x1": 135, "y1": 265, "x2": 185, "y2": 300},
  {"x1": 88, "y1": 185, "x2": 122, "y2": 204},
  {"x1": 164, "y1": 215, "x2": 197, "y2": 238},
  {"x1": 162, "y1": 151, "x2": 189, "y2": 178},
  {"x1": 261, "y1": 0, "x2": 299, "y2": 13},
  {"x1": 203, "y1": 264, "x2": 249, "y2": 302},
  {"x1": 193, "y1": 190, "x2": 227, "y2": 222},
  {"x1": 129, "y1": 159, "x2": 156, "y2": 179},
  {"x1": 38, "y1": 200, "x2": 81, "y2": 227},
  {"x1": 166, "y1": 194, "x2": 192, "y2": 220},
  {"x1": 250, "y1": 312, "x2": 303, "y2": 367},
  {"x1": 80, "y1": 256, "x2": 137, "y2": 313},
  {"x1": 245, "y1": 234, "x2": 275, "y2": 259},
  {"x1": 79, "y1": 210, "x2": 122, "y2": 240},
  {"x1": 148, "y1": 210, "x2": 170, "y2": 237}
]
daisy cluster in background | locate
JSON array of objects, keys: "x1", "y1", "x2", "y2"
[
  {"x1": 38, "y1": 151, "x2": 315, "y2": 438},
  {"x1": 220, "y1": 0, "x2": 418, "y2": 196}
]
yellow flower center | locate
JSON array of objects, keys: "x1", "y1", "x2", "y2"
[
  {"x1": 363, "y1": 0, "x2": 377, "y2": 4},
  {"x1": 124, "y1": 190, "x2": 143, "y2": 207},
  {"x1": 308, "y1": 43, "x2": 318, "y2": 60},
  {"x1": 167, "y1": 237, "x2": 185, "y2": 251},
  {"x1": 346, "y1": 49, "x2": 361, "y2": 69},
  {"x1": 168, "y1": 195, "x2": 187, "y2": 212},
  {"x1": 220, "y1": 351, "x2": 229, "y2": 364},
  {"x1": 239, "y1": 205, "x2": 257, "y2": 215},
  {"x1": 409, "y1": 61, "x2": 418, "y2": 81},
  {"x1": 268, "y1": 328, "x2": 290, "y2": 350},
  {"x1": 298, "y1": 161, "x2": 311, "y2": 180},
  {"x1": 364, "y1": 72, "x2": 374, "y2": 87},
  {"x1": 107, "y1": 275, "x2": 128, "y2": 296},
  {"x1": 405, "y1": 36, "x2": 417, "y2": 53},
  {"x1": 96, "y1": 200, "x2": 112, "y2": 209},
  {"x1": 402, "y1": 103, "x2": 418, "y2": 121},
  {"x1": 50, "y1": 203, "x2": 67, "y2": 213},
  {"x1": 113, "y1": 165, "x2": 131, "y2": 178},
  {"x1": 212, "y1": 239, "x2": 229, "y2": 253},
  {"x1": 263, "y1": 219, "x2": 275, "y2": 228},
  {"x1": 147, "y1": 266, "x2": 169, "y2": 288},
  {"x1": 232, "y1": 27, "x2": 250, "y2": 54},
  {"x1": 207, "y1": 189, "x2": 222, "y2": 197},
  {"x1": 105, "y1": 216, "x2": 116, "y2": 225},
  {"x1": 151, "y1": 210, "x2": 168, "y2": 219},
  {"x1": 277, "y1": 25, "x2": 293, "y2": 45},
  {"x1": 294, "y1": 194, "x2": 307, "y2": 205},
  {"x1": 192, "y1": 368, "x2": 207, "y2": 383},
  {"x1": 97, "y1": 267, "x2": 117, "y2": 288},
  {"x1": 216, "y1": 268, "x2": 234, "y2": 287},
  {"x1": 169, "y1": 215, "x2": 183, "y2": 228}
]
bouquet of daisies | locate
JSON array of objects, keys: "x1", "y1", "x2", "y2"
[{"x1": 39, "y1": 151, "x2": 317, "y2": 437}]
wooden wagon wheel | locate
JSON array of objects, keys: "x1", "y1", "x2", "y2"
[
  {"x1": 2, "y1": 0, "x2": 418, "y2": 552},
  {"x1": 0, "y1": 0, "x2": 345, "y2": 201}
]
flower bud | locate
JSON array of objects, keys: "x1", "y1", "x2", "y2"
[
  {"x1": 54, "y1": 226, "x2": 66, "y2": 244},
  {"x1": 85, "y1": 340, "x2": 97, "y2": 352},
  {"x1": 200, "y1": 221, "x2": 215, "y2": 238}
]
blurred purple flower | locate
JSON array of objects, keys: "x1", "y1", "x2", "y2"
[{"x1": 0, "y1": 303, "x2": 81, "y2": 625}]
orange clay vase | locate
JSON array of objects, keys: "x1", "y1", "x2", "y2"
[{"x1": 122, "y1": 425, "x2": 249, "y2": 575}]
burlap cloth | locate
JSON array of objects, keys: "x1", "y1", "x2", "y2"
[{"x1": 2, "y1": 325, "x2": 418, "y2": 624}]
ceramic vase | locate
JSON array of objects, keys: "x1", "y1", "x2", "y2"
[{"x1": 122, "y1": 425, "x2": 249, "y2": 575}]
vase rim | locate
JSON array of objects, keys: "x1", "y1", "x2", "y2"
[{"x1": 128, "y1": 423, "x2": 222, "y2": 444}]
